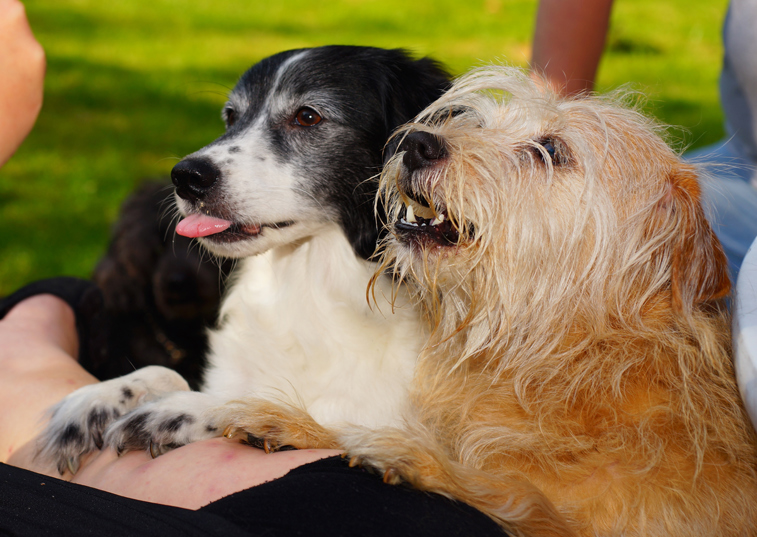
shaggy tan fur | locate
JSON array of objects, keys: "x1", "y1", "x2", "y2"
[
  {"x1": 356, "y1": 66, "x2": 757, "y2": 536},
  {"x1": 225, "y1": 67, "x2": 757, "y2": 536}
]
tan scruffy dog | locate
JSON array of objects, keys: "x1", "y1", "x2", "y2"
[
  {"x1": 222, "y1": 67, "x2": 757, "y2": 536},
  {"x1": 353, "y1": 66, "x2": 757, "y2": 536}
]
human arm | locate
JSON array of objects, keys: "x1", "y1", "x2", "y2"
[
  {"x1": 531, "y1": 0, "x2": 614, "y2": 96},
  {"x1": 0, "y1": 0, "x2": 46, "y2": 167}
]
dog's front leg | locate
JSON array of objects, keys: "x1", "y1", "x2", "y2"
[
  {"x1": 339, "y1": 426, "x2": 576, "y2": 537},
  {"x1": 219, "y1": 399, "x2": 340, "y2": 452},
  {"x1": 101, "y1": 390, "x2": 230, "y2": 458},
  {"x1": 35, "y1": 365, "x2": 190, "y2": 474}
]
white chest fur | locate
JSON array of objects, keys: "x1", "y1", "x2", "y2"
[{"x1": 201, "y1": 225, "x2": 424, "y2": 429}]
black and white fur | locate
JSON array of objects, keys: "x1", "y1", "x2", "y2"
[{"x1": 36, "y1": 46, "x2": 450, "y2": 473}]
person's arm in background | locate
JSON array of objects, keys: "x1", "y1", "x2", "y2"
[
  {"x1": 0, "y1": 0, "x2": 46, "y2": 167},
  {"x1": 531, "y1": 0, "x2": 614, "y2": 96}
]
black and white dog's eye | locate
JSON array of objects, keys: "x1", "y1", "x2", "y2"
[
  {"x1": 294, "y1": 107, "x2": 322, "y2": 127},
  {"x1": 223, "y1": 106, "x2": 237, "y2": 127}
]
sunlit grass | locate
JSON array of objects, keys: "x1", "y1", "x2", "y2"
[{"x1": 0, "y1": 0, "x2": 729, "y2": 293}]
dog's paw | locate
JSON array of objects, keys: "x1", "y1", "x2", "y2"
[
  {"x1": 344, "y1": 448, "x2": 416, "y2": 485},
  {"x1": 35, "y1": 366, "x2": 190, "y2": 474},
  {"x1": 224, "y1": 418, "x2": 307, "y2": 454},
  {"x1": 342, "y1": 433, "x2": 415, "y2": 485},
  {"x1": 340, "y1": 428, "x2": 448, "y2": 490},
  {"x1": 219, "y1": 399, "x2": 340, "y2": 453},
  {"x1": 103, "y1": 391, "x2": 222, "y2": 457}
]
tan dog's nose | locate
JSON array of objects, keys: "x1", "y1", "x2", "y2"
[{"x1": 400, "y1": 131, "x2": 447, "y2": 173}]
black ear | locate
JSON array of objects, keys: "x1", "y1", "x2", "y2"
[
  {"x1": 337, "y1": 49, "x2": 449, "y2": 260},
  {"x1": 345, "y1": 51, "x2": 450, "y2": 259},
  {"x1": 380, "y1": 52, "x2": 451, "y2": 165}
]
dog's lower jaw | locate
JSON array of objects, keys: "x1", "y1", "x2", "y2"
[
  {"x1": 196, "y1": 220, "x2": 327, "y2": 259},
  {"x1": 199, "y1": 220, "x2": 294, "y2": 244}
]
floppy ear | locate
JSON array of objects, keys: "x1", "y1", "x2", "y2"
[
  {"x1": 347, "y1": 51, "x2": 451, "y2": 259},
  {"x1": 379, "y1": 52, "x2": 451, "y2": 165},
  {"x1": 667, "y1": 165, "x2": 730, "y2": 312}
]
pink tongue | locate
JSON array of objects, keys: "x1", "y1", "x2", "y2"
[{"x1": 176, "y1": 213, "x2": 232, "y2": 238}]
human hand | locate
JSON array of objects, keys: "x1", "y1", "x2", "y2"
[{"x1": 0, "y1": 0, "x2": 45, "y2": 167}]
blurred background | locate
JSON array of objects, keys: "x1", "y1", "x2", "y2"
[{"x1": 0, "y1": 0, "x2": 728, "y2": 294}]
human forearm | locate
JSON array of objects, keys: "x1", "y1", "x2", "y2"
[
  {"x1": 531, "y1": 0, "x2": 614, "y2": 95},
  {"x1": 0, "y1": 296, "x2": 96, "y2": 470},
  {"x1": 0, "y1": 0, "x2": 46, "y2": 167}
]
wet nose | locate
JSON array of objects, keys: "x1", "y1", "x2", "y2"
[
  {"x1": 400, "y1": 131, "x2": 447, "y2": 173},
  {"x1": 171, "y1": 158, "x2": 220, "y2": 203}
]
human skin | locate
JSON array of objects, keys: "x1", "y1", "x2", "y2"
[
  {"x1": 1, "y1": 295, "x2": 341, "y2": 510},
  {"x1": 0, "y1": 0, "x2": 46, "y2": 167},
  {"x1": 531, "y1": 0, "x2": 614, "y2": 96}
]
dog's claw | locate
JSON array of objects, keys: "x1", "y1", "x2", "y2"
[
  {"x1": 263, "y1": 438, "x2": 272, "y2": 454},
  {"x1": 67, "y1": 457, "x2": 80, "y2": 475},
  {"x1": 348, "y1": 455, "x2": 360, "y2": 468},
  {"x1": 243, "y1": 434, "x2": 264, "y2": 450},
  {"x1": 147, "y1": 440, "x2": 183, "y2": 458},
  {"x1": 383, "y1": 467, "x2": 400, "y2": 484},
  {"x1": 223, "y1": 425, "x2": 235, "y2": 439}
]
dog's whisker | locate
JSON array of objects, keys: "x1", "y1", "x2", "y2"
[{"x1": 156, "y1": 156, "x2": 185, "y2": 164}]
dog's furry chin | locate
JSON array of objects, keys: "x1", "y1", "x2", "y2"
[
  {"x1": 363, "y1": 66, "x2": 757, "y2": 536},
  {"x1": 195, "y1": 219, "x2": 328, "y2": 259}
]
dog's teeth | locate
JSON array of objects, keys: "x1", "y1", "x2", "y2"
[
  {"x1": 431, "y1": 214, "x2": 445, "y2": 226},
  {"x1": 406, "y1": 204, "x2": 417, "y2": 223}
]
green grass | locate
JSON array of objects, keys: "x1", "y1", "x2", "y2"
[{"x1": 0, "y1": 0, "x2": 729, "y2": 294}]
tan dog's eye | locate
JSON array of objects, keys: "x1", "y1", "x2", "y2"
[
  {"x1": 532, "y1": 137, "x2": 570, "y2": 166},
  {"x1": 541, "y1": 140, "x2": 556, "y2": 160},
  {"x1": 535, "y1": 137, "x2": 557, "y2": 164}
]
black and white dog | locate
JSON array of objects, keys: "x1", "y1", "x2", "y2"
[{"x1": 37, "y1": 46, "x2": 450, "y2": 473}]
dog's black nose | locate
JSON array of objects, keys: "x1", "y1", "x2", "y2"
[
  {"x1": 171, "y1": 158, "x2": 220, "y2": 202},
  {"x1": 400, "y1": 131, "x2": 447, "y2": 173}
]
